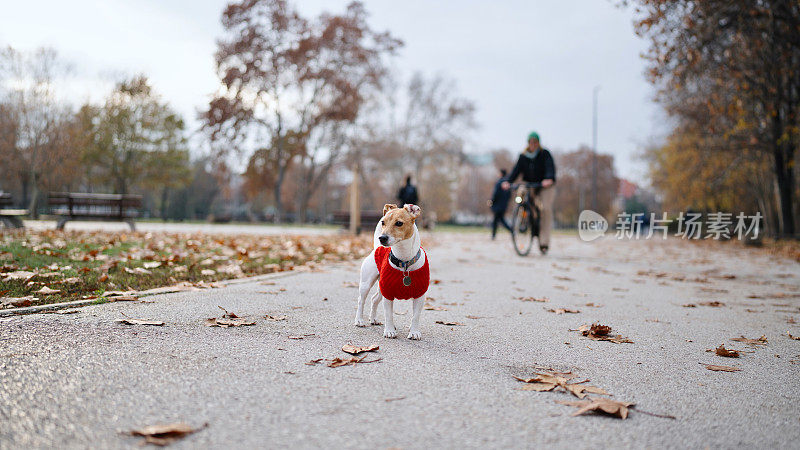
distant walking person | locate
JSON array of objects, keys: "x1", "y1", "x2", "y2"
[
  {"x1": 502, "y1": 131, "x2": 556, "y2": 254},
  {"x1": 489, "y1": 169, "x2": 512, "y2": 239},
  {"x1": 398, "y1": 175, "x2": 419, "y2": 206}
]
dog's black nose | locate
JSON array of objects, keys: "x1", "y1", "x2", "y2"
[{"x1": 378, "y1": 234, "x2": 389, "y2": 245}]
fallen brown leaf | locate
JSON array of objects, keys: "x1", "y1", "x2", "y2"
[
  {"x1": 116, "y1": 317, "x2": 165, "y2": 326},
  {"x1": 682, "y1": 303, "x2": 697, "y2": 308},
  {"x1": 1, "y1": 296, "x2": 36, "y2": 307},
  {"x1": 288, "y1": 334, "x2": 315, "y2": 339},
  {"x1": 424, "y1": 304, "x2": 448, "y2": 311},
  {"x1": 518, "y1": 296, "x2": 549, "y2": 303},
  {"x1": 731, "y1": 335, "x2": 768, "y2": 346},
  {"x1": 697, "y1": 301, "x2": 725, "y2": 307},
  {"x1": 514, "y1": 372, "x2": 609, "y2": 399},
  {"x1": 435, "y1": 320, "x2": 464, "y2": 326},
  {"x1": 327, "y1": 355, "x2": 382, "y2": 367},
  {"x1": 714, "y1": 344, "x2": 740, "y2": 358},
  {"x1": 702, "y1": 363, "x2": 741, "y2": 372},
  {"x1": 217, "y1": 306, "x2": 238, "y2": 318},
  {"x1": 545, "y1": 307, "x2": 581, "y2": 315},
  {"x1": 341, "y1": 343, "x2": 379, "y2": 355},
  {"x1": 36, "y1": 286, "x2": 61, "y2": 295},
  {"x1": 126, "y1": 422, "x2": 207, "y2": 446},
  {"x1": 572, "y1": 323, "x2": 632, "y2": 344},
  {"x1": 787, "y1": 332, "x2": 800, "y2": 340},
  {"x1": 557, "y1": 397, "x2": 633, "y2": 419},
  {"x1": 263, "y1": 314, "x2": 287, "y2": 321},
  {"x1": 205, "y1": 317, "x2": 255, "y2": 328}
]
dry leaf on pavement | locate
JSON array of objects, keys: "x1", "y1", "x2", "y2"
[
  {"x1": 116, "y1": 317, "x2": 165, "y2": 326},
  {"x1": 731, "y1": 335, "x2": 768, "y2": 346},
  {"x1": 698, "y1": 301, "x2": 725, "y2": 307},
  {"x1": 545, "y1": 307, "x2": 580, "y2": 314},
  {"x1": 341, "y1": 343, "x2": 379, "y2": 355},
  {"x1": 517, "y1": 296, "x2": 549, "y2": 303},
  {"x1": 205, "y1": 317, "x2": 255, "y2": 327},
  {"x1": 288, "y1": 334, "x2": 315, "y2": 339},
  {"x1": 435, "y1": 320, "x2": 465, "y2": 326},
  {"x1": 204, "y1": 306, "x2": 255, "y2": 327},
  {"x1": 557, "y1": 397, "x2": 634, "y2": 419},
  {"x1": 572, "y1": 323, "x2": 633, "y2": 344},
  {"x1": 263, "y1": 314, "x2": 288, "y2": 321},
  {"x1": 424, "y1": 304, "x2": 448, "y2": 311},
  {"x1": 514, "y1": 372, "x2": 610, "y2": 399},
  {"x1": 702, "y1": 363, "x2": 741, "y2": 372},
  {"x1": 126, "y1": 422, "x2": 207, "y2": 446},
  {"x1": 117, "y1": 312, "x2": 163, "y2": 326},
  {"x1": 327, "y1": 355, "x2": 382, "y2": 368},
  {"x1": 713, "y1": 344, "x2": 740, "y2": 357},
  {"x1": 787, "y1": 332, "x2": 800, "y2": 340}
]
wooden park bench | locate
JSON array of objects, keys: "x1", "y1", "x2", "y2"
[
  {"x1": 331, "y1": 210, "x2": 384, "y2": 233},
  {"x1": 48, "y1": 192, "x2": 142, "y2": 231},
  {"x1": 0, "y1": 193, "x2": 27, "y2": 229}
]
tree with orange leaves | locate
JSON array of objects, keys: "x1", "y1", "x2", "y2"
[
  {"x1": 203, "y1": 0, "x2": 401, "y2": 222},
  {"x1": 629, "y1": 1, "x2": 800, "y2": 236}
]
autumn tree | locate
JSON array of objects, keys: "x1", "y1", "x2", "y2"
[
  {"x1": 82, "y1": 76, "x2": 189, "y2": 196},
  {"x1": 629, "y1": 1, "x2": 800, "y2": 236},
  {"x1": 553, "y1": 147, "x2": 618, "y2": 225},
  {"x1": 645, "y1": 132, "x2": 774, "y2": 222},
  {"x1": 0, "y1": 46, "x2": 79, "y2": 216},
  {"x1": 204, "y1": 0, "x2": 400, "y2": 222},
  {"x1": 357, "y1": 72, "x2": 477, "y2": 221}
]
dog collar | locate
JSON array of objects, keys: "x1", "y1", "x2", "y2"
[{"x1": 389, "y1": 249, "x2": 422, "y2": 270}]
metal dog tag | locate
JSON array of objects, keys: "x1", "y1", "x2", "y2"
[{"x1": 403, "y1": 276, "x2": 412, "y2": 286}]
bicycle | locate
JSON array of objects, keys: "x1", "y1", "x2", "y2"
[{"x1": 509, "y1": 182, "x2": 543, "y2": 256}]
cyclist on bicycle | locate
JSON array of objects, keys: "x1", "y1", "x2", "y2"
[{"x1": 501, "y1": 131, "x2": 556, "y2": 254}]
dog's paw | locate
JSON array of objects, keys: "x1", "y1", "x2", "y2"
[
  {"x1": 354, "y1": 317, "x2": 367, "y2": 327},
  {"x1": 383, "y1": 327, "x2": 397, "y2": 338},
  {"x1": 407, "y1": 329, "x2": 422, "y2": 340},
  {"x1": 369, "y1": 318, "x2": 382, "y2": 326}
]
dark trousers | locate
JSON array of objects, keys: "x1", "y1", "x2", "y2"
[{"x1": 491, "y1": 211, "x2": 512, "y2": 237}]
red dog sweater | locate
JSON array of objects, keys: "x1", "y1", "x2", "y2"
[{"x1": 374, "y1": 246, "x2": 430, "y2": 300}]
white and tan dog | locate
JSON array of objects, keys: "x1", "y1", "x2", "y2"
[{"x1": 354, "y1": 203, "x2": 430, "y2": 339}]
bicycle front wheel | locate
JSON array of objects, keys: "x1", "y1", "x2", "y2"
[{"x1": 511, "y1": 203, "x2": 534, "y2": 256}]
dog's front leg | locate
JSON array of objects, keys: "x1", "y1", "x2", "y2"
[
  {"x1": 382, "y1": 299, "x2": 397, "y2": 338},
  {"x1": 407, "y1": 296, "x2": 424, "y2": 340}
]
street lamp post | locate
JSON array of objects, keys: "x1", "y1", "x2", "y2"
[{"x1": 592, "y1": 86, "x2": 600, "y2": 212}]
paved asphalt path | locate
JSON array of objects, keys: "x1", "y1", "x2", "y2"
[{"x1": 2, "y1": 231, "x2": 799, "y2": 449}]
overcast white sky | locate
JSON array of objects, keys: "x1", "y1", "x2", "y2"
[{"x1": 0, "y1": 0, "x2": 664, "y2": 183}]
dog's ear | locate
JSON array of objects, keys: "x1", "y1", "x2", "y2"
[
  {"x1": 403, "y1": 204, "x2": 421, "y2": 219},
  {"x1": 383, "y1": 204, "x2": 398, "y2": 215}
]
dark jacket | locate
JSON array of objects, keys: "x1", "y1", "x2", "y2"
[
  {"x1": 398, "y1": 183, "x2": 419, "y2": 205},
  {"x1": 490, "y1": 177, "x2": 511, "y2": 213},
  {"x1": 507, "y1": 149, "x2": 556, "y2": 184}
]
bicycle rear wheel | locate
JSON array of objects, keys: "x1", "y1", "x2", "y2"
[{"x1": 511, "y1": 203, "x2": 534, "y2": 256}]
